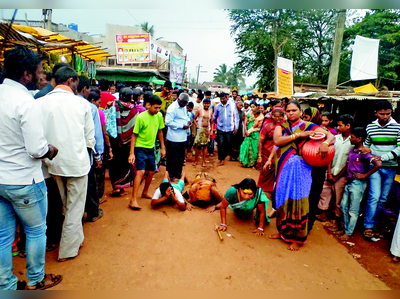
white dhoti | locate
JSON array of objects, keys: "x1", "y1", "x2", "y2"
[
  {"x1": 54, "y1": 175, "x2": 88, "y2": 259},
  {"x1": 391, "y1": 216, "x2": 400, "y2": 258}
]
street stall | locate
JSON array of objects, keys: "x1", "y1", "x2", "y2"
[{"x1": 0, "y1": 22, "x2": 110, "y2": 78}]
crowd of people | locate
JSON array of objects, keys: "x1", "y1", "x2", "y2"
[{"x1": 0, "y1": 45, "x2": 400, "y2": 290}]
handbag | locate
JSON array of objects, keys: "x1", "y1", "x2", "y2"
[{"x1": 104, "y1": 106, "x2": 118, "y2": 138}]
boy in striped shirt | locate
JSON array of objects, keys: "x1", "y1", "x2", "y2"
[{"x1": 363, "y1": 100, "x2": 400, "y2": 239}]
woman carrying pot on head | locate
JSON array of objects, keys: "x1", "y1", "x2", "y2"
[{"x1": 269, "y1": 100, "x2": 334, "y2": 251}]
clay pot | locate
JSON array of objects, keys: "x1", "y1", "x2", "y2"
[{"x1": 302, "y1": 132, "x2": 335, "y2": 167}]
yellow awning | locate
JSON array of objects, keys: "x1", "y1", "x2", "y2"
[
  {"x1": 354, "y1": 83, "x2": 378, "y2": 93},
  {"x1": 9, "y1": 25, "x2": 110, "y2": 62}
]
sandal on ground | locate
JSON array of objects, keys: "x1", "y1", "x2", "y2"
[
  {"x1": 58, "y1": 255, "x2": 77, "y2": 262},
  {"x1": 393, "y1": 256, "x2": 400, "y2": 263},
  {"x1": 363, "y1": 228, "x2": 374, "y2": 238},
  {"x1": 109, "y1": 190, "x2": 121, "y2": 197},
  {"x1": 46, "y1": 243, "x2": 59, "y2": 252},
  {"x1": 17, "y1": 280, "x2": 27, "y2": 290},
  {"x1": 18, "y1": 250, "x2": 26, "y2": 258},
  {"x1": 26, "y1": 274, "x2": 62, "y2": 290},
  {"x1": 267, "y1": 209, "x2": 276, "y2": 218},
  {"x1": 333, "y1": 230, "x2": 344, "y2": 235},
  {"x1": 338, "y1": 234, "x2": 350, "y2": 241}
]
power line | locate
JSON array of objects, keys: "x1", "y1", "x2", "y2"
[
  {"x1": 125, "y1": 9, "x2": 141, "y2": 26},
  {"x1": 339, "y1": 60, "x2": 400, "y2": 82}
]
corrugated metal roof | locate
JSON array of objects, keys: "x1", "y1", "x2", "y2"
[{"x1": 0, "y1": 23, "x2": 109, "y2": 62}]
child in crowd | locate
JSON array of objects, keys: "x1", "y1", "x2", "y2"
[
  {"x1": 128, "y1": 95, "x2": 165, "y2": 210},
  {"x1": 193, "y1": 98, "x2": 212, "y2": 167},
  {"x1": 338, "y1": 127, "x2": 382, "y2": 241},
  {"x1": 151, "y1": 171, "x2": 186, "y2": 211},
  {"x1": 321, "y1": 112, "x2": 338, "y2": 135},
  {"x1": 208, "y1": 122, "x2": 217, "y2": 157},
  {"x1": 186, "y1": 102, "x2": 195, "y2": 157},
  {"x1": 316, "y1": 114, "x2": 354, "y2": 230}
]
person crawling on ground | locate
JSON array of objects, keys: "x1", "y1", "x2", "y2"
[
  {"x1": 151, "y1": 171, "x2": 186, "y2": 211},
  {"x1": 183, "y1": 172, "x2": 225, "y2": 212}
]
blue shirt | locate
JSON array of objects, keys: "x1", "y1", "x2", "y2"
[
  {"x1": 34, "y1": 82, "x2": 54, "y2": 99},
  {"x1": 165, "y1": 100, "x2": 190, "y2": 142},
  {"x1": 187, "y1": 111, "x2": 194, "y2": 136},
  {"x1": 213, "y1": 100, "x2": 239, "y2": 132},
  {"x1": 77, "y1": 95, "x2": 104, "y2": 159}
]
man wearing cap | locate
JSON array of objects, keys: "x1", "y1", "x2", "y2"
[
  {"x1": 213, "y1": 92, "x2": 239, "y2": 166},
  {"x1": 155, "y1": 80, "x2": 174, "y2": 113}
]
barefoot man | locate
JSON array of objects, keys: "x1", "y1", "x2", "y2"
[
  {"x1": 128, "y1": 95, "x2": 165, "y2": 210},
  {"x1": 184, "y1": 173, "x2": 225, "y2": 212}
]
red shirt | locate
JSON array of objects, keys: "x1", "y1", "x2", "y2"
[{"x1": 100, "y1": 91, "x2": 116, "y2": 109}]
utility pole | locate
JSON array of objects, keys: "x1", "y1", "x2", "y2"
[
  {"x1": 327, "y1": 9, "x2": 346, "y2": 95},
  {"x1": 47, "y1": 9, "x2": 52, "y2": 31},
  {"x1": 196, "y1": 64, "x2": 207, "y2": 86},
  {"x1": 42, "y1": 9, "x2": 52, "y2": 30},
  {"x1": 196, "y1": 64, "x2": 202, "y2": 85}
]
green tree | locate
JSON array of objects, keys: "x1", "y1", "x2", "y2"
[
  {"x1": 340, "y1": 9, "x2": 400, "y2": 89},
  {"x1": 213, "y1": 63, "x2": 229, "y2": 83},
  {"x1": 141, "y1": 22, "x2": 154, "y2": 37},
  {"x1": 228, "y1": 9, "x2": 339, "y2": 90},
  {"x1": 229, "y1": 9, "x2": 296, "y2": 91},
  {"x1": 291, "y1": 9, "x2": 338, "y2": 84},
  {"x1": 226, "y1": 64, "x2": 246, "y2": 89}
]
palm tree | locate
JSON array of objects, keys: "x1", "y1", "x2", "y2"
[
  {"x1": 141, "y1": 22, "x2": 154, "y2": 37},
  {"x1": 226, "y1": 65, "x2": 245, "y2": 89},
  {"x1": 213, "y1": 63, "x2": 229, "y2": 83}
]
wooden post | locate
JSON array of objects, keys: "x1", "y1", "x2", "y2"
[{"x1": 327, "y1": 9, "x2": 347, "y2": 95}]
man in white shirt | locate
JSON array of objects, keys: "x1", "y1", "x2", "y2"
[
  {"x1": 165, "y1": 93, "x2": 191, "y2": 180},
  {"x1": 0, "y1": 46, "x2": 61, "y2": 290},
  {"x1": 37, "y1": 66, "x2": 95, "y2": 262}
]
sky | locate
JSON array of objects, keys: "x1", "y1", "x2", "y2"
[{"x1": 1, "y1": 9, "x2": 259, "y2": 88}]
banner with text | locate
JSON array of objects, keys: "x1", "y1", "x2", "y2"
[
  {"x1": 115, "y1": 34, "x2": 152, "y2": 64},
  {"x1": 277, "y1": 57, "x2": 293, "y2": 96},
  {"x1": 170, "y1": 54, "x2": 185, "y2": 84}
]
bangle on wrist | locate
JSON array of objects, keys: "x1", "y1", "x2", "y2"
[
  {"x1": 220, "y1": 223, "x2": 227, "y2": 227},
  {"x1": 323, "y1": 141, "x2": 329, "y2": 146},
  {"x1": 257, "y1": 227, "x2": 264, "y2": 231}
]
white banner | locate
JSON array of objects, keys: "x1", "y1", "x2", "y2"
[
  {"x1": 350, "y1": 35, "x2": 380, "y2": 81},
  {"x1": 277, "y1": 57, "x2": 293, "y2": 72}
]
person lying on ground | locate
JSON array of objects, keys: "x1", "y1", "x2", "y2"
[
  {"x1": 151, "y1": 171, "x2": 186, "y2": 211},
  {"x1": 216, "y1": 178, "x2": 270, "y2": 237},
  {"x1": 183, "y1": 172, "x2": 224, "y2": 212}
]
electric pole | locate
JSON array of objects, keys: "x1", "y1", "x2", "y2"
[
  {"x1": 196, "y1": 64, "x2": 202, "y2": 85},
  {"x1": 42, "y1": 9, "x2": 52, "y2": 30},
  {"x1": 327, "y1": 9, "x2": 346, "y2": 95}
]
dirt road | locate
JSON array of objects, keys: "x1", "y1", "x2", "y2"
[{"x1": 13, "y1": 155, "x2": 395, "y2": 289}]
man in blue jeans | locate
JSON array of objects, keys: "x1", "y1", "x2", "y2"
[
  {"x1": 213, "y1": 93, "x2": 239, "y2": 166},
  {"x1": 0, "y1": 46, "x2": 62, "y2": 290},
  {"x1": 363, "y1": 100, "x2": 400, "y2": 239}
]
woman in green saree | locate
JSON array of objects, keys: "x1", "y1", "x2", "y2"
[
  {"x1": 239, "y1": 103, "x2": 264, "y2": 168},
  {"x1": 216, "y1": 178, "x2": 270, "y2": 236}
]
